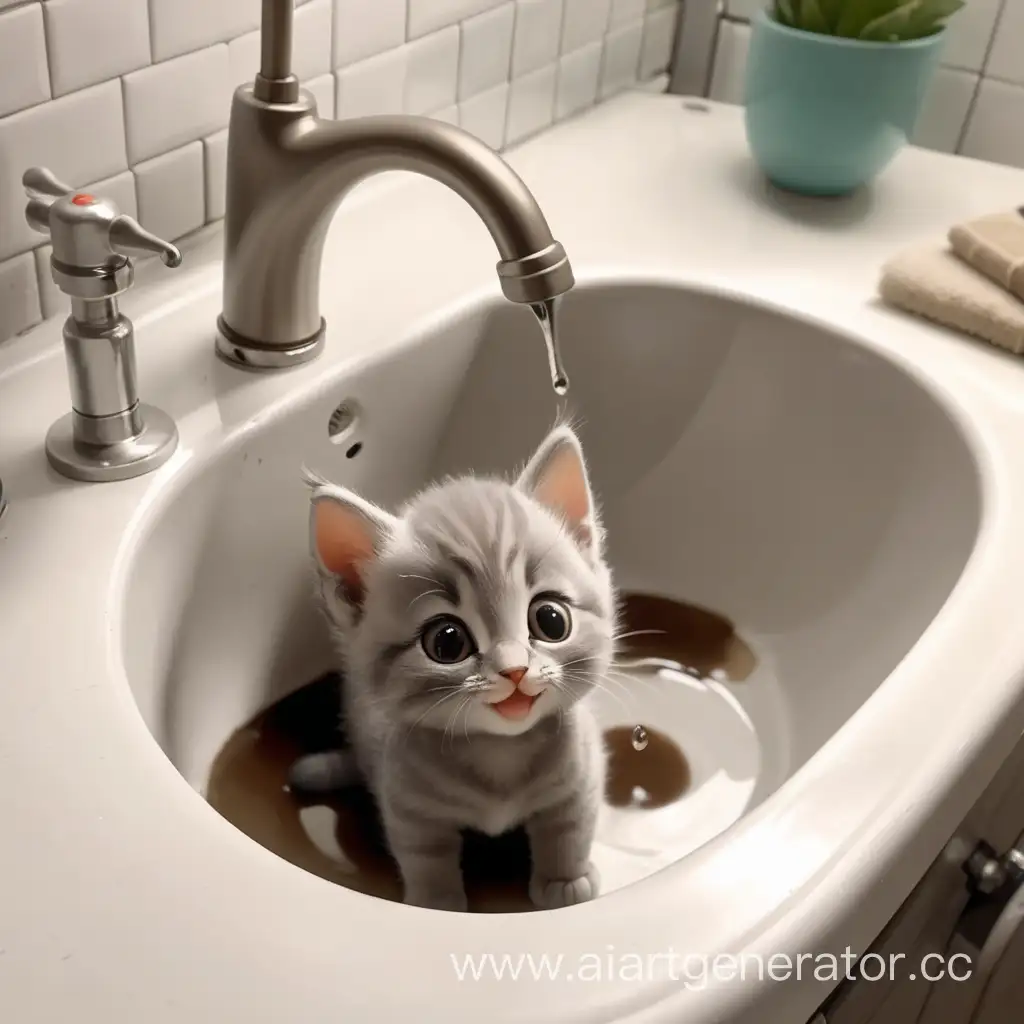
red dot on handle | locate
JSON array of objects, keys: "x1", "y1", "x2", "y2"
[{"x1": 71, "y1": 193, "x2": 96, "y2": 205}]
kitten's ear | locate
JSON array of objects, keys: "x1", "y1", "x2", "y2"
[
  {"x1": 516, "y1": 425, "x2": 601, "y2": 555},
  {"x1": 309, "y1": 486, "x2": 397, "y2": 605}
]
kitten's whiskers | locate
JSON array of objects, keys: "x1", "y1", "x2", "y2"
[
  {"x1": 403, "y1": 687, "x2": 463, "y2": 737},
  {"x1": 612, "y1": 628, "x2": 667, "y2": 642},
  {"x1": 399, "y1": 573, "x2": 446, "y2": 588}
]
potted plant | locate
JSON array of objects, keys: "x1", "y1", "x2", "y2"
[{"x1": 743, "y1": 0, "x2": 964, "y2": 195}]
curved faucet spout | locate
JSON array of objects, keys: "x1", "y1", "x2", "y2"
[
  {"x1": 286, "y1": 115, "x2": 564, "y2": 260},
  {"x1": 216, "y1": 85, "x2": 574, "y2": 371}
]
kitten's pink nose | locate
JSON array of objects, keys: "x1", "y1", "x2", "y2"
[{"x1": 499, "y1": 667, "x2": 527, "y2": 686}]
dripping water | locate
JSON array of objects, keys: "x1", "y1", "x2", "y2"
[
  {"x1": 631, "y1": 725, "x2": 649, "y2": 751},
  {"x1": 531, "y1": 298, "x2": 569, "y2": 395}
]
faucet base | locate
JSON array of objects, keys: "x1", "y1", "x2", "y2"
[
  {"x1": 215, "y1": 315, "x2": 326, "y2": 371},
  {"x1": 45, "y1": 404, "x2": 178, "y2": 483}
]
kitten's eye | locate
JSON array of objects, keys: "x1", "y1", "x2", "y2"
[
  {"x1": 421, "y1": 617, "x2": 475, "y2": 664},
  {"x1": 528, "y1": 597, "x2": 572, "y2": 643}
]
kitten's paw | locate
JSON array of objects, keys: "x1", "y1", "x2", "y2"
[
  {"x1": 530, "y1": 865, "x2": 600, "y2": 909},
  {"x1": 403, "y1": 887, "x2": 469, "y2": 912},
  {"x1": 288, "y1": 749, "x2": 358, "y2": 793}
]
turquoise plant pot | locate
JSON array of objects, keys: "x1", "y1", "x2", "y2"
[{"x1": 743, "y1": 10, "x2": 946, "y2": 196}]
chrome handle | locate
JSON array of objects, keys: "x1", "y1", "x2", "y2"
[
  {"x1": 23, "y1": 165, "x2": 181, "y2": 286},
  {"x1": 24, "y1": 197, "x2": 52, "y2": 235},
  {"x1": 108, "y1": 215, "x2": 182, "y2": 267},
  {"x1": 22, "y1": 166, "x2": 73, "y2": 199}
]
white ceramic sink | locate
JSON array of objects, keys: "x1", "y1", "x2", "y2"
[
  {"x1": 8, "y1": 93, "x2": 1024, "y2": 1024},
  {"x1": 122, "y1": 280, "x2": 981, "y2": 898}
]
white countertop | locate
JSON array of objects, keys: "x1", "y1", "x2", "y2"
[{"x1": 5, "y1": 92, "x2": 1024, "y2": 1024}]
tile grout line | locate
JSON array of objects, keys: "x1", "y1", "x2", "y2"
[
  {"x1": 954, "y1": 0, "x2": 1009, "y2": 154},
  {"x1": 37, "y1": 0, "x2": 55, "y2": 101},
  {"x1": 146, "y1": 0, "x2": 157, "y2": 67}
]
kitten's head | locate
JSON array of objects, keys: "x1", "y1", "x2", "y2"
[{"x1": 309, "y1": 425, "x2": 616, "y2": 737}]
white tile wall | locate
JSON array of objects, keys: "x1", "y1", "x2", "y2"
[
  {"x1": 405, "y1": 26, "x2": 460, "y2": 114},
  {"x1": 941, "y1": 0, "x2": 1003, "y2": 72},
  {"x1": 335, "y1": 45, "x2": 408, "y2": 117},
  {"x1": 912, "y1": 66, "x2": 978, "y2": 153},
  {"x1": 459, "y1": 3, "x2": 515, "y2": 99},
  {"x1": 123, "y1": 45, "x2": 231, "y2": 164},
  {"x1": 306, "y1": 71, "x2": 336, "y2": 118},
  {"x1": 149, "y1": 0, "x2": 260, "y2": 62},
  {"x1": 506, "y1": 62, "x2": 557, "y2": 143},
  {"x1": 962, "y1": 79, "x2": 1024, "y2": 168},
  {"x1": 43, "y1": 0, "x2": 151, "y2": 98},
  {"x1": 704, "y1": 2, "x2": 1024, "y2": 174},
  {"x1": 0, "y1": 253, "x2": 41, "y2": 340},
  {"x1": 135, "y1": 141, "x2": 206, "y2": 242},
  {"x1": 640, "y1": 4, "x2": 679, "y2": 79},
  {"x1": 556, "y1": 40, "x2": 603, "y2": 118},
  {"x1": 459, "y1": 80, "x2": 509, "y2": 147},
  {"x1": 0, "y1": 0, "x2": 680, "y2": 345},
  {"x1": 708, "y1": 20, "x2": 749, "y2": 105},
  {"x1": 986, "y1": 0, "x2": 1024, "y2": 86},
  {"x1": 408, "y1": 0, "x2": 505, "y2": 40},
  {"x1": 203, "y1": 130, "x2": 229, "y2": 222},
  {"x1": 333, "y1": 0, "x2": 406, "y2": 67},
  {"x1": 562, "y1": 0, "x2": 612, "y2": 52},
  {"x1": 600, "y1": 18, "x2": 645, "y2": 98},
  {"x1": 611, "y1": 0, "x2": 647, "y2": 26},
  {"x1": 0, "y1": 3, "x2": 49, "y2": 118},
  {"x1": 511, "y1": 0, "x2": 564, "y2": 77}
]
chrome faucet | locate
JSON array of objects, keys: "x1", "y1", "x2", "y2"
[{"x1": 215, "y1": 0, "x2": 575, "y2": 371}]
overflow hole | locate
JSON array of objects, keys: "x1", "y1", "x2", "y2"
[
  {"x1": 345, "y1": 442, "x2": 362, "y2": 459},
  {"x1": 327, "y1": 399, "x2": 362, "y2": 446}
]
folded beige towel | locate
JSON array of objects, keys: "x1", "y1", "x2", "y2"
[
  {"x1": 878, "y1": 245, "x2": 1024, "y2": 355},
  {"x1": 949, "y1": 210, "x2": 1024, "y2": 303}
]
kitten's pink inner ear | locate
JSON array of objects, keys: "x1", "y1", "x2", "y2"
[
  {"x1": 314, "y1": 500, "x2": 375, "y2": 601},
  {"x1": 534, "y1": 447, "x2": 592, "y2": 541}
]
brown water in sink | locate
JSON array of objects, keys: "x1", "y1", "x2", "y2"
[
  {"x1": 205, "y1": 592, "x2": 755, "y2": 912},
  {"x1": 616, "y1": 592, "x2": 756, "y2": 679}
]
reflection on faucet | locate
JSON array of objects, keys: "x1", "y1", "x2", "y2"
[{"x1": 215, "y1": 0, "x2": 575, "y2": 371}]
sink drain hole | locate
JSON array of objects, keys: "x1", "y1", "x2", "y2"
[{"x1": 327, "y1": 399, "x2": 362, "y2": 446}]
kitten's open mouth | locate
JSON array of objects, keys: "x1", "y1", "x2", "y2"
[{"x1": 490, "y1": 690, "x2": 538, "y2": 720}]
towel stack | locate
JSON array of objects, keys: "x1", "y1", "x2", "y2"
[{"x1": 879, "y1": 210, "x2": 1024, "y2": 354}]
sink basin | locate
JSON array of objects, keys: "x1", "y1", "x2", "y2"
[
  {"x1": 11, "y1": 91, "x2": 1024, "y2": 1024},
  {"x1": 120, "y1": 280, "x2": 981, "y2": 898}
]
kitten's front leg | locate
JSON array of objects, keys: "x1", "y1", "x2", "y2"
[
  {"x1": 527, "y1": 789, "x2": 600, "y2": 910},
  {"x1": 381, "y1": 806, "x2": 467, "y2": 912}
]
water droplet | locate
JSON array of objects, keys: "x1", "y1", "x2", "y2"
[
  {"x1": 531, "y1": 298, "x2": 570, "y2": 396},
  {"x1": 631, "y1": 725, "x2": 649, "y2": 751}
]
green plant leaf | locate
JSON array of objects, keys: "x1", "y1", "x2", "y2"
[
  {"x1": 834, "y1": 0, "x2": 903, "y2": 37},
  {"x1": 798, "y1": 0, "x2": 833, "y2": 33},
  {"x1": 817, "y1": 0, "x2": 847, "y2": 30},
  {"x1": 858, "y1": 0, "x2": 920, "y2": 39},
  {"x1": 775, "y1": 0, "x2": 797, "y2": 25},
  {"x1": 901, "y1": 0, "x2": 965, "y2": 37}
]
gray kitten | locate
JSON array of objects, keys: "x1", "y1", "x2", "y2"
[{"x1": 292, "y1": 425, "x2": 617, "y2": 912}]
